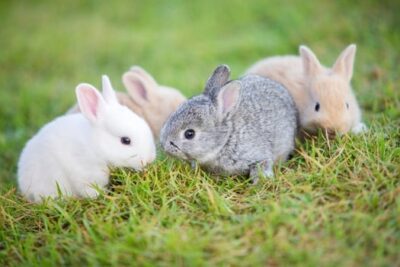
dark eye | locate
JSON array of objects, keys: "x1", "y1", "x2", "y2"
[
  {"x1": 315, "y1": 102, "x2": 320, "y2": 112},
  {"x1": 346, "y1": 102, "x2": 349, "y2": 109},
  {"x1": 120, "y1": 137, "x2": 131, "y2": 145},
  {"x1": 184, "y1": 129, "x2": 195, "y2": 140}
]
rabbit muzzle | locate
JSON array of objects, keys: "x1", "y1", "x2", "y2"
[{"x1": 163, "y1": 140, "x2": 191, "y2": 160}]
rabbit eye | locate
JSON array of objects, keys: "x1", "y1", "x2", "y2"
[
  {"x1": 315, "y1": 102, "x2": 320, "y2": 112},
  {"x1": 346, "y1": 102, "x2": 349, "y2": 109},
  {"x1": 120, "y1": 137, "x2": 131, "y2": 145},
  {"x1": 184, "y1": 129, "x2": 195, "y2": 140}
]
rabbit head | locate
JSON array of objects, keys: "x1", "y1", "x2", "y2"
[
  {"x1": 160, "y1": 65, "x2": 240, "y2": 163},
  {"x1": 76, "y1": 75, "x2": 156, "y2": 170},
  {"x1": 299, "y1": 44, "x2": 361, "y2": 135},
  {"x1": 122, "y1": 66, "x2": 186, "y2": 138}
]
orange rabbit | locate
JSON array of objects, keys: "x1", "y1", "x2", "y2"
[{"x1": 246, "y1": 44, "x2": 367, "y2": 136}]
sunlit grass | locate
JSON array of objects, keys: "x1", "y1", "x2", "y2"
[{"x1": 0, "y1": 0, "x2": 399, "y2": 266}]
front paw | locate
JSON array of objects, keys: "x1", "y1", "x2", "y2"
[
  {"x1": 83, "y1": 186, "x2": 100, "y2": 199},
  {"x1": 190, "y1": 160, "x2": 198, "y2": 170},
  {"x1": 250, "y1": 165, "x2": 274, "y2": 185},
  {"x1": 351, "y1": 122, "x2": 367, "y2": 134}
]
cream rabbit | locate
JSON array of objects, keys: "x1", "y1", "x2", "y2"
[
  {"x1": 246, "y1": 44, "x2": 367, "y2": 136},
  {"x1": 67, "y1": 67, "x2": 186, "y2": 139},
  {"x1": 122, "y1": 66, "x2": 187, "y2": 138}
]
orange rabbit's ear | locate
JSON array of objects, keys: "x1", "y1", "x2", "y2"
[
  {"x1": 129, "y1": 66, "x2": 158, "y2": 88},
  {"x1": 299, "y1": 45, "x2": 323, "y2": 77},
  {"x1": 122, "y1": 72, "x2": 150, "y2": 107},
  {"x1": 332, "y1": 44, "x2": 356, "y2": 82}
]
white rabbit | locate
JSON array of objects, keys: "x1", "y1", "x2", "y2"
[{"x1": 17, "y1": 75, "x2": 156, "y2": 202}]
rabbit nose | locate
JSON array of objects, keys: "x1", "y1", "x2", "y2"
[{"x1": 170, "y1": 141, "x2": 180, "y2": 150}]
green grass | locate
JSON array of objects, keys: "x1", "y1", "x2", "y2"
[{"x1": 0, "y1": 0, "x2": 399, "y2": 266}]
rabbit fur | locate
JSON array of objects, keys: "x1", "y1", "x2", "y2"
[
  {"x1": 160, "y1": 65, "x2": 298, "y2": 183},
  {"x1": 246, "y1": 44, "x2": 367, "y2": 136},
  {"x1": 18, "y1": 75, "x2": 156, "y2": 202}
]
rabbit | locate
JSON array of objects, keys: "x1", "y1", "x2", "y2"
[
  {"x1": 246, "y1": 44, "x2": 367, "y2": 136},
  {"x1": 17, "y1": 75, "x2": 156, "y2": 202},
  {"x1": 67, "y1": 66, "x2": 187, "y2": 139},
  {"x1": 160, "y1": 65, "x2": 298, "y2": 184}
]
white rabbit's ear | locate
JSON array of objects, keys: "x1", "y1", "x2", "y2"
[
  {"x1": 332, "y1": 44, "x2": 356, "y2": 81},
  {"x1": 217, "y1": 81, "x2": 241, "y2": 114},
  {"x1": 122, "y1": 71, "x2": 150, "y2": 106},
  {"x1": 205, "y1": 65, "x2": 231, "y2": 96},
  {"x1": 101, "y1": 75, "x2": 118, "y2": 104},
  {"x1": 76, "y1": 83, "x2": 106, "y2": 123},
  {"x1": 299, "y1": 45, "x2": 323, "y2": 76},
  {"x1": 129, "y1": 66, "x2": 158, "y2": 88}
]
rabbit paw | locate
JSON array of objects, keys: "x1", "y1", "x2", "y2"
[
  {"x1": 83, "y1": 187, "x2": 100, "y2": 199},
  {"x1": 250, "y1": 161, "x2": 274, "y2": 185},
  {"x1": 351, "y1": 122, "x2": 367, "y2": 134},
  {"x1": 190, "y1": 160, "x2": 198, "y2": 170}
]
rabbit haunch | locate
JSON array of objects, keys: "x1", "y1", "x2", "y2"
[
  {"x1": 246, "y1": 44, "x2": 367, "y2": 136},
  {"x1": 17, "y1": 75, "x2": 156, "y2": 202},
  {"x1": 160, "y1": 65, "x2": 298, "y2": 183}
]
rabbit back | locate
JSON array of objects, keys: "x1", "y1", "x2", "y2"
[
  {"x1": 208, "y1": 75, "x2": 298, "y2": 175},
  {"x1": 18, "y1": 114, "x2": 108, "y2": 202},
  {"x1": 246, "y1": 55, "x2": 311, "y2": 111}
]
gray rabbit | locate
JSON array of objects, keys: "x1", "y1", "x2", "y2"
[{"x1": 160, "y1": 65, "x2": 298, "y2": 183}]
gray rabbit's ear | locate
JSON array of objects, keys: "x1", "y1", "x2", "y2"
[
  {"x1": 204, "y1": 65, "x2": 231, "y2": 96},
  {"x1": 216, "y1": 81, "x2": 241, "y2": 114}
]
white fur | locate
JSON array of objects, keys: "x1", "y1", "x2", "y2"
[{"x1": 17, "y1": 75, "x2": 156, "y2": 202}]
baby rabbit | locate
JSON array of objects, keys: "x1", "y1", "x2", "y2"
[
  {"x1": 160, "y1": 65, "x2": 298, "y2": 183},
  {"x1": 246, "y1": 44, "x2": 367, "y2": 136},
  {"x1": 18, "y1": 75, "x2": 156, "y2": 202},
  {"x1": 122, "y1": 66, "x2": 188, "y2": 138},
  {"x1": 68, "y1": 66, "x2": 186, "y2": 139}
]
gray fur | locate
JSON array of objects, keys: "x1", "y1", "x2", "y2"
[{"x1": 160, "y1": 65, "x2": 298, "y2": 182}]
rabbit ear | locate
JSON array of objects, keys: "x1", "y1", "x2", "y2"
[
  {"x1": 332, "y1": 44, "x2": 356, "y2": 81},
  {"x1": 76, "y1": 83, "x2": 106, "y2": 123},
  {"x1": 299, "y1": 45, "x2": 323, "y2": 76},
  {"x1": 129, "y1": 66, "x2": 158, "y2": 88},
  {"x1": 101, "y1": 75, "x2": 118, "y2": 104},
  {"x1": 122, "y1": 71, "x2": 149, "y2": 107},
  {"x1": 204, "y1": 65, "x2": 231, "y2": 96},
  {"x1": 216, "y1": 81, "x2": 241, "y2": 114}
]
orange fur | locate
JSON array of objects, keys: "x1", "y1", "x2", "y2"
[{"x1": 246, "y1": 44, "x2": 366, "y2": 135}]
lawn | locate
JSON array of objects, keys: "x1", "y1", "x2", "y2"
[{"x1": 0, "y1": 0, "x2": 399, "y2": 266}]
